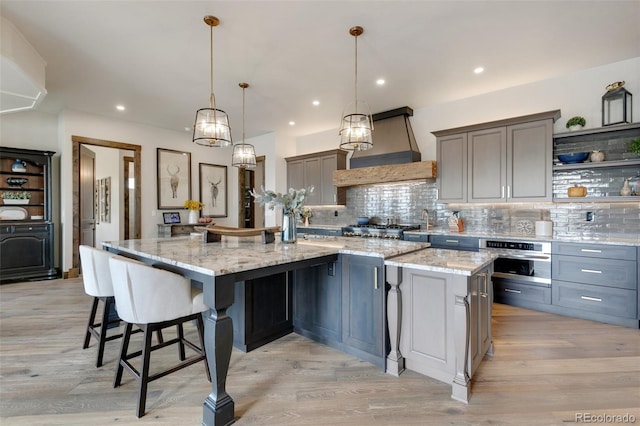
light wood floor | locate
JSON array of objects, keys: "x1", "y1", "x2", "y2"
[{"x1": 1, "y1": 278, "x2": 639, "y2": 425}]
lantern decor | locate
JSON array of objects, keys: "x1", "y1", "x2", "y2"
[{"x1": 602, "y1": 81, "x2": 632, "y2": 126}]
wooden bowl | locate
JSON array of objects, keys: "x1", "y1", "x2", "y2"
[{"x1": 568, "y1": 186, "x2": 587, "y2": 197}]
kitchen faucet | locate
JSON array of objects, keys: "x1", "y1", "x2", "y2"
[{"x1": 420, "y1": 208, "x2": 430, "y2": 230}]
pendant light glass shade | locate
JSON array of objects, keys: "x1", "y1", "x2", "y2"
[
  {"x1": 232, "y1": 82, "x2": 257, "y2": 169},
  {"x1": 193, "y1": 16, "x2": 232, "y2": 147},
  {"x1": 339, "y1": 26, "x2": 373, "y2": 151},
  {"x1": 232, "y1": 144, "x2": 257, "y2": 168}
]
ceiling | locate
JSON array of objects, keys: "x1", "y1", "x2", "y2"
[{"x1": 1, "y1": 1, "x2": 639, "y2": 143}]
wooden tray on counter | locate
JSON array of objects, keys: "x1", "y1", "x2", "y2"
[{"x1": 194, "y1": 225, "x2": 281, "y2": 243}]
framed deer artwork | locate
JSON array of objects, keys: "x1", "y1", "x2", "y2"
[
  {"x1": 199, "y1": 163, "x2": 227, "y2": 218},
  {"x1": 157, "y1": 148, "x2": 191, "y2": 209}
]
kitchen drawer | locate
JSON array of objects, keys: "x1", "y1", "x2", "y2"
[
  {"x1": 552, "y1": 280, "x2": 637, "y2": 319},
  {"x1": 552, "y1": 255, "x2": 636, "y2": 290},
  {"x1": 403, "y1": 233, "x2": 428, "y2": 242},
  {"x1": 493, "y1": 279, "x2": 551, "y2": 305},
  {"x1": 429, "y1": 235, "x2": 479, "y2": 251},
  {"x1": 552, "y1": 242, "x2": 637, "y2": 261}
]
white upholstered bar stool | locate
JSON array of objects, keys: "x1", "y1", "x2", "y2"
[
  {"x1": 79, "y1": 245, "x2": 124, "y2": 368},
  {"x1": 108, "y1": 256, "x2": 211, "y2": 418}
]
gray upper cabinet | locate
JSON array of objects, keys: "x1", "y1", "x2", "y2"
[
  {"x1": 434, "y1": 110, "x2": 559, "y2": 204},
  {"x1": 286, "y1": 149, "x2": 347, "y2": 205},
  {"x1": 436, "y1": 133, "x2": 467, "y2": 202},
  {"x1": 468, "y1": 127, "x2": 507, "y2": 202}
]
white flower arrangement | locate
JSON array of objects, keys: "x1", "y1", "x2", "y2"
[
  {"x1": 250, "y1": 186, "x2": 314, "y2": 217},
  {"x1": 301, "y1": 206, "x2": 313, "y2": 218}
]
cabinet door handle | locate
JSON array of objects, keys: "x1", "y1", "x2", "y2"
[
  {"x1": 504, "y1": 288, "x2": 521, "y2": 294},
  {"x1": 581, "y1": 295, "x2": 602, "y2": 302},
  {"x1": 374, "y1": 266, "x2": 379, "y2": 290},
  {"x1": 446, "y1": 239, "x2": 459, "y2": 243},
  {"x1": 333, "y1": 194, "x2": 336, "y2": 203},
  {"x1": 581, "y1": 249, "x2": 602, "y2": 253},
  {"x1": 507, "y1": 185, "x2": 511, "y2": 198},
  {"x1": 501, "y1": 186, "x2": 505, "y2": 198},
  {"x1": 581, "y1": 269, "x2": 602, "y2": 274},
  {"x1": 480, "y1": 272, "x2": 488, "y2": 297}
]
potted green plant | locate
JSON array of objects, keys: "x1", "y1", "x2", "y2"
[
  {"x1": 1, "y1": 191, "x2": 32, "y2": 205},
  {"x1": 566, "y1": 116, "x2": 586, "y2": 131},
  {"x1": 628, "y1": 138, "x2": 640, "y2": 157}
]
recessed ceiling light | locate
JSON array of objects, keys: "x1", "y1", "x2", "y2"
[
  {"x1": 289, "y1": 121, "x2": 295, "y2": 126},
  {"x1": 116, "y1": 105, "x2": 126, "y2": 111},
  {"x1": 376, "y1": 79, "x2": 385, "y2": 85},
  {"x1": 474, "y1": 67, "x2": 484, "y2": 74},
  {"x1": 312, "y1": 100, "x2": 320, "y2": 106},
  {"x1": 184, "y1": 127, "x2": 191, "y2": 132}
]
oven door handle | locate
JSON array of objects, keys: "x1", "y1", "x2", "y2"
[{"x1": 496, "y1": 253, "x2": 551, "y2": 261}]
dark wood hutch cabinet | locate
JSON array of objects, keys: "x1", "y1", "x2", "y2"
[{"x1": 0, "y1": 147, "x2": 57, "y2": 283}]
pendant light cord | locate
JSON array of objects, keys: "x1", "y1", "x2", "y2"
[
  {"x1": 354, "y1": 33, "x2": 358, "y2": 114},
  {"x1": 209, "y1": 22, "x2": 215, "y2": 109},
  {"x1": 242, "y1": 85, "x2": 246, "y2": 146}
]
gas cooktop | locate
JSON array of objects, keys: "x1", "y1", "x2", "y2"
[{"x1": 342, "y1": 224, "x2": 421, "y2": 239}]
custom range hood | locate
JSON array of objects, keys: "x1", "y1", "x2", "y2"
[
  {"x1": 350, "y1": 106, "x2": 421, "y2": 168},
  {"x1": 334, "y1": 106, "x2": 436, "y2": 187}
]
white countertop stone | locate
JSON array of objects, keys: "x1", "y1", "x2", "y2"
[
  {"x1": 384, "y1": 248, "x2": 499, "y2": 276},
  {"x1": 103, "y1": 236, "x2": 429, "y2": 277}
]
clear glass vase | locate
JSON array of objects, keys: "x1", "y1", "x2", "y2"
[{"x1": 281, "y1": 209, "x2": 297, "y2": 243}]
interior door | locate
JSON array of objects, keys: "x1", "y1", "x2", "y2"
[{"x1": 79, "y1": 145, "x2": 96, "y2": 249}]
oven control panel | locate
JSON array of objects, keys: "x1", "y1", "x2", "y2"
[{"x1": 480, "y1": 239, "x2": 551, "y2": 254}]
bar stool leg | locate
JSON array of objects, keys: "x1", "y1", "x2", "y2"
[
  {"x1": 177, "y1": 323, "x2": 186, "y2": 361},
  {"x1": 83, "y1": 297, "x2": 99, "y2": 349},
  {"x1": 114, "y1": 322, "x2": 133, "y2": 388},
  {"x1": 137, "y1": 325, "x2": 154, "y2": 418},
  {"x1": 96, "y1": 297, "x2": 113, "y2": 367}
]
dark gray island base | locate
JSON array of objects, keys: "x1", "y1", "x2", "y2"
[{"x1": 103, "y1": 236, "x2": 427, "y2": 425}]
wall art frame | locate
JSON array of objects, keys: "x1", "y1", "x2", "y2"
[
  {"x1": 199, "y1": 163, "x2": 227, "y2": 218},
  {"x1": 157, "y1": 148, "x2": 191, "y2": 209}
]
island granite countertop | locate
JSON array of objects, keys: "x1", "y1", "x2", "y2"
[
  {"x1": 385, "y1": 248, "x2": 498, "y2": 276},
  {"x1": 103, "y1": 236, "x2": 430, "y2": 277}
]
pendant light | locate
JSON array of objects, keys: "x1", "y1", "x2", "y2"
[
  {"x1": 232, "y1": 83, "x2": 257, "y2": 169},
  {"x1": 339, "y1": 26, "x2": 373, "y2": 151},
  {"x1": 193, "y1": 16, "x2": 232, "y2": 147}
]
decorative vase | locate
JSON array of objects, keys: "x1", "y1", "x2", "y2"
[
  {"x1": 2, "y1": 199, "x2": 30, "y2": 205},
  {"x1": 281, "y1": 209, "x2": 297, "y2": 243},
  {"x1": 303, "y1": 216, "x2": 310, "y2": 227},
  {"x1": 590, "y1": 150, "x2": 605, "y2": 162},
  {"x1": 568, "y1": 125, "x2": 583, "y2": 131},
  {"x1": 188, "y1": 209, "x2": 199, "y2": 224},
  {"x1": 11, "y1": 159, "x2": 27, "y2": 173},
  {"x1": 620, "y1": 178, "x2": 632, "y2": 197}
]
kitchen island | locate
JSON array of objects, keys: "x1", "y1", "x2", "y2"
[
  {"x1": 384, "y1": 248, "x2": 498, "y2": 403},
  {"x1": 103, "y1": 235, "x2": 428, "y2": 426}
]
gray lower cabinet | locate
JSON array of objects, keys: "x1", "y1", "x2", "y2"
[
  {"x1": 341, "y1": 254, "x2": 385, "y2": 367},
  {"x1": 293, "y1": 261, "x2": 342, "y2": 343},
  {"x1": 403, "y1": 233, "x2": 429, "y2": 242},
  {"x1": 387, "y1": 263, "x2": 493, "y2": 402},
  {"x1": 293, "y1": 254, "x2": 386, "y2": 370},
  {"x1": 428, "y1": 235, "x2": 479, "y2": 252},
  {"x1": 551, "y1": 242, "x2": 638, "y2": 327},
  {"x1": 228, "y1": 272, "x2": 293, "y2": 352}
]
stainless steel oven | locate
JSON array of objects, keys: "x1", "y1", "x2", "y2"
[{"x1": 479, "y1": 238, "x2": 551, "y2": 286}]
